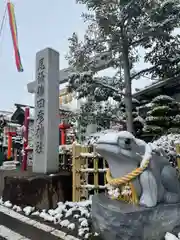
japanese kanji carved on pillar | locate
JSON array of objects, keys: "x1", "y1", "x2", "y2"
[{"x1": 33, "y1": 48, "x2": 59, "y2": 173}]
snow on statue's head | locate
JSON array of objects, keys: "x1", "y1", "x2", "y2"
[{"x1": 96, "y1": 131, "x2": 147, "y2": 178}]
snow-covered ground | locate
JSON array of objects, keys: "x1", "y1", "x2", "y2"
[
  {"x1": 0, "y1": 198, "x2": 100, "y2": 239},
  {"x1": 2, "y1": 132, "x2": 180, "y2": 239},
  {"x1": 1, "y1": 198, "x2": 180, "y2": 239}
]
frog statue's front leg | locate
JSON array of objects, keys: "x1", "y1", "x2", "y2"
[{"x1": 139, "y1": 170, "x2": 158, "y2": 207}]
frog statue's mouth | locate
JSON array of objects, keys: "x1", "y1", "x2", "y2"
[{"x1": 95, "y1": 131, "x2": 147, "y2": 178}]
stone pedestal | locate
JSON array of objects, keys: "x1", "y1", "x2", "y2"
[
  {"x1": 92, "y1": 193, "x2": 180, "y2": 240},
  {"x1": 2, "y1": 171, "x2": 72, "y2": 209}
]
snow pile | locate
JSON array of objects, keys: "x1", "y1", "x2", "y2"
[
  {"x1": 1, "y1": 198, "x2": 180, "y2": 239},
  {"x1": 23, "y1": 206, "x2": 35, "y2": 215},
  {"x1": 0, "y1": 198, "x2": 99, "y2": 239},
  {"x1": 152, "y1": 134, "x2": 180, "y2": 168},
  {"x1": 0, "y1": 161, "x2": 17, "y2": 170}
]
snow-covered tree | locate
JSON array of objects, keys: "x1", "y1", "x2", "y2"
[
  {"x1": 77, "y1": 95, "x2": 144, "y2": 141},
  {"x1": 143, "y1": 95, "x2": 180, "y2": 136},
  {"x1": 77, "y1": 98, "x2": 126, "y2": 141},
  {"x1": 119, "y1": 99, "x2": 144, "y2": 137},
  {"x1": 67, "y1": 0, "x2": 180, "y2": 133},
  {"x1": 153, "y1": 134, "x2": 180, "y2": 169},
  {"x1": 0, "y1": 116, "x2": 6, "y2": 145}
]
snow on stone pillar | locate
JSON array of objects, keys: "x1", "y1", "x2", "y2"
[{"x1": 32, "y1": 48, "x2": 59, "y2": 173}]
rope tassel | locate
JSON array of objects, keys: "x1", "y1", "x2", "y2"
[{"x1": 106, "y1": 158, "x2": 150, "y2": 204}]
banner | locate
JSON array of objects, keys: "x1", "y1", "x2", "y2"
[{"x1": 7, "y1": 1, "x2": 23, "y2": 72}]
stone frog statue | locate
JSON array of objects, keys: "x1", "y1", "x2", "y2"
[{"x1": 96, "y1": 131, "x2": 180, "y2": 207}]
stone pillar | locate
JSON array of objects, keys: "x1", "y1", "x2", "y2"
[{"x1": 32, "y1": 48, "x2": 59, "y2": 173}]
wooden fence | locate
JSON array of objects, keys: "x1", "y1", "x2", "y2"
[
  {"x1": 72, "y1": 143, "x2": 108, "y2": 202},
  {"x1": 176, "y1": 142, "x2": 180, "y2": 173}
]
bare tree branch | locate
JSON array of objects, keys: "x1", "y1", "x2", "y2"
[{"x1": 131, "y1": 65, "x2": 158, "y2": 80}]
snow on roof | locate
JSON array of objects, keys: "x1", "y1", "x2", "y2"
[
  {"x1": 0, "y1": 111, "x2": 13, "y2": 121},
  {"x1": 7, "y1": 122, "x2": 21, "y2": 127}
]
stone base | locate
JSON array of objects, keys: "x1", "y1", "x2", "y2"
[
  {"x1": 92, "y1": 193, "x2": 180, "y2": 240},
  {"x1": 2, "y1": 171, "x2": 72, "y2": 209}
]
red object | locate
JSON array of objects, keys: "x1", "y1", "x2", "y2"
[
  {"x1": 7, "y1": 131, "x2": 16, "y2": 159},
  {"x1": 6, "y1": 132, "x2": 16, "y2": 136},
  {"x1": 59, "y1": 123, "x2": 71, "y2": 145},
  {"x1": 7, "y1": 133, "x2": 12, "y2": 159},
  {"x1": 61, "y1": 129, "x2": 65, "y2": 145},
  {"x1": 22, "y1": 107, "x2": 29, "y2": 171}
]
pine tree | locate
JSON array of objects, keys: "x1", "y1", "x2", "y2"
[
  {"x1": 143, "y1": 95, "x2": 180, "y2": 136},
  {"x1": 67, "y1": 0, "x2": 180, "y2": 133}
]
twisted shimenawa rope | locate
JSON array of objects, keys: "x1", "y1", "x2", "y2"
[{"x1": 106, "y1": 158, "x2": 150, "y2": 186}]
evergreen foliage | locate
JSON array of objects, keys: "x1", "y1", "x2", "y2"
[{"x1": 143, "y1": 95, "x2": 180, "y2": 136}]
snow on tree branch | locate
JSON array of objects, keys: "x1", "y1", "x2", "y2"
[
  {"x1": 68, "y1": 71, "x2": 125, "y2": 101},
  {"x1": 67, "y1": 0, "x2": 180, "y2": 132}
]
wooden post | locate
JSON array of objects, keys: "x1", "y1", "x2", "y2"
[
  {"x1": 85, "y1": 147, "x2": 89, "y2": 200},
  {"x1": 176, "y1": 141, "x2": 180, "y2": 173},
  {"x1": 93, "y1": 145, "x2": 99, "y2": 194},
  {"x1": 103, "y1": 159, "x2": 107, "y2": 185},
  {"x1": 81, "y1": 145, "x2": 89, "y2": 200},
  {"x1": 72, "y1": 143, "x2": 81, "y2": 201},
  {"x1": 72, "y1": 143, "x2": 76, "y2": 201}
]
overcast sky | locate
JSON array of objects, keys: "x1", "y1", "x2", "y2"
[{"x1": 0, "y1": 0, "x2": 151, "y2": 112}]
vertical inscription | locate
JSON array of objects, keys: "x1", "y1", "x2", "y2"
[{"x1": 34, "y1": 58, "x2": 45, "y2": 154}]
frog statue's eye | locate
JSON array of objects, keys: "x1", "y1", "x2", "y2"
[
  {"x1": 118, "y1": 137, "x2": 131, "y2": 150},
  {"x1": 125, "y1": 138, "x2": 131, "y2": 145}
]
